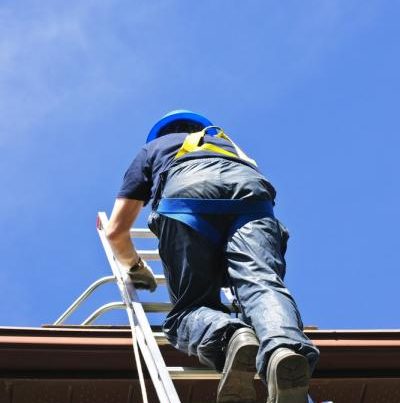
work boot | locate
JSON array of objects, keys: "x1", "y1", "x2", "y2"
[
  {"x1": 266, "y1": 347, "x2": 310, "y2": 403},
  {"x1": 216, "y1": 327, "x2": 259, "y2": 403}
]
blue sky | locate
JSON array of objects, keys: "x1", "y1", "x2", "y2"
[{"x1": 0, "y1": 0, "x2": 399, "y2": 330}]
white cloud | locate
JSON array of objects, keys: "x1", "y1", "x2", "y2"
[
  {"x1": 0, "y1": 4, "x2": 84, "y2": 140},
  {"x1": 0, "y1": 1, "x2": 158, "y2": 145}
]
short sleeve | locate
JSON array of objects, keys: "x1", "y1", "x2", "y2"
[{"x1": 117, "y1": 147, "x2": 152, "y2": 203}]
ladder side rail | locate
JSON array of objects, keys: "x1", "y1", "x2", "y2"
[
  {"x1": 97, "y1": 215, "x2": 149, "y2": 403},
  {"x1": 54, "y1": 275, "x2": 116, "y2": 325},
  {"x1": 81, "y1": 301, "x2": 173, "y2": 325},
  {"x1": 81, "y1": 301, "x2": 125, "y2": 325},
  {"x1": 97, "y1": 212, "x2": 181, "y2": 403},
  {"x1": 119, "y1": 259, "x2": 182, "y2": 403},
  {"x1": 118, "y1": 252, "x2": 182, "y2": 403}
]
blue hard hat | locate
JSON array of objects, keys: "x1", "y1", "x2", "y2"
[{"x1": 146, "y1": 110, "x2": 214, "y2": 143}]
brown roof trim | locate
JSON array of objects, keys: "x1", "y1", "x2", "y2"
[
  {"x1": 1, "y1": 326, "x2": 400, "y2": 376},
  {"x1": 1, "y1": 327, "x2": 400, "y2": 403}
]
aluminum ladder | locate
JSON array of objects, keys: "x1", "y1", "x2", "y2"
[{"x1": 54, "y1": 211, "x2": 237, "y2": 403}]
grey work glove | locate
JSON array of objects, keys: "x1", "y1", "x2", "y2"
[{"x1": 125, "y1": 257, "x2": 157, "y2": 292}]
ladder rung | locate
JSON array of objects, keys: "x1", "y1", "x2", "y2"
[
  {"x1": 138, "y1": 249, "x2": 159, "y2": 260},
  {"x1": 155, "y1": 274, "x2": 166, "y2": 285},
  {"x1": 130, "y1": 228, "x2": 157, "y2": 238},
  {"x1": 153, "y1": 331, "x2": 169, "y2": 345},
  {"x1": 143, "y1": 302, "x2": 172, "y2": 313},
  {"x1": 168, "y1": 367, "x2": 221, "y2": 380},
  {"x1": 168, "y1": 367, "x2": 260, "y2": 380}
]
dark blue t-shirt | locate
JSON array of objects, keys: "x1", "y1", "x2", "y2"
[{"x1": 117, "y1": 132, "x2": 259, "y2": 206}]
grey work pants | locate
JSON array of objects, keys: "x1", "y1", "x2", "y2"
[{"x1": 148, "y1": 157, "x2": 319, "y2": 380}]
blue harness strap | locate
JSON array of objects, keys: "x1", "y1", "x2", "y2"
[{"x1": 157, "y1": 198, "x2": 275, "y2": 245}]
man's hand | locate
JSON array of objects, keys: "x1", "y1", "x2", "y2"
[{"x1": 124, "y1": 258, "x2": 157, "y2": 292}]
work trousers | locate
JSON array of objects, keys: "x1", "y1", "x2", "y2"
[{"x1": 148, "y1": 157, "x2": 319, "y2": 380}]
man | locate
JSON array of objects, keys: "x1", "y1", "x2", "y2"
[{"x1": 106, "y1": 110, "x2": 319, "y2": 403}]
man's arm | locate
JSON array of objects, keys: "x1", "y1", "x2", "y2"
[
  {"x1": 106, "y1": 198, "x2": 143, "y2": 268},
  {"x1": 106, "y1": 197, "x2": 157, "y2": 292}
]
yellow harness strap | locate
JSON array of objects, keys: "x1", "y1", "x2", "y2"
[{"x1": 174, "y1": 126, "x2": 257, "y2": 166}]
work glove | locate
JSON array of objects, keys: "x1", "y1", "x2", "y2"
[{"x1": 124, "y1": 257, "x2": 157, "y2": 292}]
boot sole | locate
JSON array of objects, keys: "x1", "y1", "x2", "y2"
[
  {"x1": 267, "y1": 351, "x2": 310, "y2": 403},
  {"x1": 217, "y1": 338, "x2": 259, "y2": 403}
]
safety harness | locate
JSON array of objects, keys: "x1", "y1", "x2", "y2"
[
  {"x1": 174, "y1": 126, "x2": 258, "y2": 166},
  {"x1": 156, "y1": 127, "x2": 275, "y2": 245}
]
